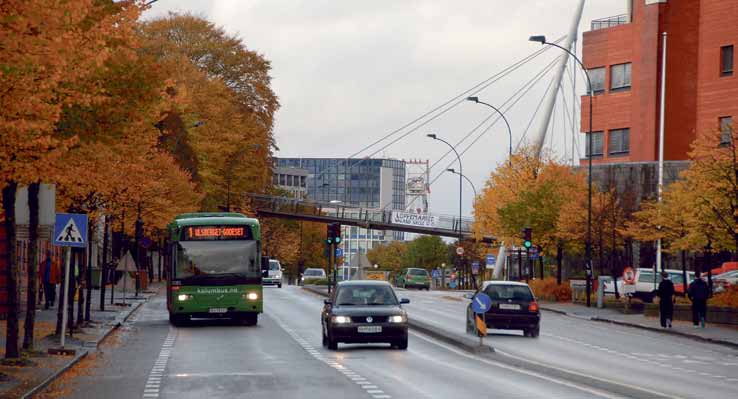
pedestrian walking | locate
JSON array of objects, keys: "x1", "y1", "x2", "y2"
[
  {"x1": 688, "y1": 270, "x2": 710, "y2": 328},
  {"x1": 657, "y1": 271, "x2": 674, "y2": 328},
  {"x1": 39, "y1": 250, "x2": 57, "y2": 309}
]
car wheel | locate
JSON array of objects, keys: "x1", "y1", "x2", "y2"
[
  {"x1": 530, "y1": 327, "x2": 540, "y2": 338},
  {"x1": 278, "y1": 283, "x2": 282, "y2": 288},
  {"x1": 395, "y1": 337, "x2": 408, "y2": 350}
]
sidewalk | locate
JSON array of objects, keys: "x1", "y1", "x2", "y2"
[
  {"x1": 540, "y1": 301, "x2": 738, "y2": 349},
  {"x1": 0, "y1": 282, "x2": 162, "y2": 399}
]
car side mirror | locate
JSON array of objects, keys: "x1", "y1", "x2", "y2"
[
  {"x1": 324, "y1": 299, "x2": 332, "y2": 305},
  {"x1": 462, "y1": 293, "x2": 474, "y2": 300},
  {"x1": 400, "y1": 298, "x2": 410, "y2": 304}
]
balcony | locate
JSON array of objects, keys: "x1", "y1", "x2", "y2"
[{"x1": 591, "y1": 14, "x2": 630, "y2": 31}]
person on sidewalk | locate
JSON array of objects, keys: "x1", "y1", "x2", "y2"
[
  {"x1": 657, "y1": 271, "x2": 675, "y2": 328},
  {"x1": 688, "y1": 270, "x2": 710, "y2": 328},
  {"x1": 39, "y1": 250, "x2": 57, "y2": 309}
]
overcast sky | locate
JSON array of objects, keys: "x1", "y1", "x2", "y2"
[{"x1": 146, "y1": 0, "x2": 626, "y2": 217}]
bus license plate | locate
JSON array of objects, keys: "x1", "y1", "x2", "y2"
[
  {"x1": 209, "y1": 308, "x2": 227, "y2": 314},
  {"x1": 358, "y1": 326, "x2": 382, "y2": 333}
]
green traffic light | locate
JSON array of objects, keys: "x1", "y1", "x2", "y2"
[
  {"x1": 326, "y1": 238, "x2": 333, "y2": 245},
  {"x1": 335, "y1": 237, "x2": 342, "y2": 244},
  {"x1": 524, "y1": 240, "x2": 532, "y2": 249}
]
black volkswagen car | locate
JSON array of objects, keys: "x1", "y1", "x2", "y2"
[
  {"x1": 465, "y1": 281, "x2": 540, "y2": 337},
  {"x1": 322, "y1": 280, "x2": 410, "y2": 350}
]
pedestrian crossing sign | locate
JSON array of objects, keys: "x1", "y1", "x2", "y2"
[{"x1": 53, "y1": 213, "x2": 88, "y2": 247}]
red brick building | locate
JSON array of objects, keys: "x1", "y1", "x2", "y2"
[{"x1": 581, "y1": 0, "x2": 737, "y2": 165}]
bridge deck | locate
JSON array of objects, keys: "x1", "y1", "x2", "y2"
[{"x1": 249, "y1": 194, "x2": 476, "y2": 238}]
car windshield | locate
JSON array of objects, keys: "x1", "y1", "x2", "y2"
[
  {"x1": 269, "y1": 260, "x2": 281, "y2": 271},
  {"x1": 304, "y1": 269, "x2": 324, "y2": 277},
  {"x1": 408, "y1": 269, "x2": 428, "y2": 276},
  {"x1": 176, "y1": 241, "x2": 259, "y2": 279},
  {"x1": 484, "y1": 285, "x2": 534, "y2": 301},
  {"x1": 335, "y1": 285, "x2": 398, "y2": 306}
]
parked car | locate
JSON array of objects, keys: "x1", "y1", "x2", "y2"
[
  {"x1": 396, "y1": 268, "x2": 431, "y2": 290},
  {"x1": 465, "y1": 281, "x2": 540, "y2": 337},
  {"x1": 300, "y1": 268, "x2": 326, "y2": 285},
  {"x1": 609, "y1": 268, "x2": 696, "y2": 302},
  {"x1": 321, "y1": 280, "x2": 409, "y2": 350},
  {"x1": 263, "y1": 259, "x2": 283, "y2": 288},
  {"x1": 713, "y1": 270, "x2": 738, "y2": 293}
]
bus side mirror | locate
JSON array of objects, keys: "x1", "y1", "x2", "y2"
[{"x1": 261, "y1": 256, "x2": 269, "y2": 277}]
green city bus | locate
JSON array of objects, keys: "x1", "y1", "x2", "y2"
[{"x1": 166, "y1": 212, "x2": 266, "y2": 326}]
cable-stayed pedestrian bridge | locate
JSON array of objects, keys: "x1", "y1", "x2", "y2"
[{"x1": 249, "y1": 194, "x2": 486, "y2": 240}]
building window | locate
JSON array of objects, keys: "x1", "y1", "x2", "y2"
[
  {"x1": 588, "y1": 67, "x2": 606, "y2": 94},
  {"x1": 608, "y1": 128, "x2": 630, "y2": 155},
  {"x1": 279, "y1": 174, "x2": 286, "y2": 186},
  {"x1": 720, "y1": 117, "x2": 732, "y2": 144},
  {"x1": 610, "y1": 63, "x2": 632, "y2": 91},
  {"x1": 721, "y1": 45, "x2": 734, "y2": 77},
  {"x1": 585, "y1": 131, "x2": 604, "y2": 157}
]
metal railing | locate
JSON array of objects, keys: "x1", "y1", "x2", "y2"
[
  {"x1": 248, "y1": 194, "x2": 475, "y2": 237},
  {"x1": 591, "y1": 14, "x2": 630, "y2": 31}
]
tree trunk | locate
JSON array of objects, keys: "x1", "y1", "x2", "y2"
[
  {"x1": 100, "y1": 216, "x2": 109, "y2": 311},
  {"x1": 76, "y1": 248, "x2": 85, "y2": 327},
  {"x1": 22, "y1": 182, "x2": 40, "y2": 350},
  {"x1": 3, "y1": 181, "x2": 20, "y2": 359},
  {"x1": 67, "y1": 250, "x2": 76, "y2": 335},
  {"x1": 85, "y1": 225, "x2": 93, "y2": 321},
  {"x1": 556, "y1": 243, "x2": 563, "y2": 285},
  {"x1": 55, "y1": 248, "x2": 66, "y2": 336}
]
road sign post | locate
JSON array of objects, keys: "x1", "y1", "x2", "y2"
[
  {"x1": 471, "y1": 293, "x2": 492, "y2": 347},
  {"x1": 50, "y1": 213, "x2": 88, "y2": 355}
]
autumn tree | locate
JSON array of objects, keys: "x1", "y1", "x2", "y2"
[
  {"x1": 1, "y1": 0, "x2": 143, "y2": 360},
  {"x1": 405, "y1": 236, "x2": 448, "y2": 270},
  {"x1": 367, "y1": 241, "x2": 409, "y2": 274}
]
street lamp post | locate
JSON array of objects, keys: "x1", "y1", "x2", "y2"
[
  {"x1": 427, "y1": 133, "x2": 465, "y2": 288},
  {"x1": 447, "y1": 168, "x2": 477, "y2": 199},
  {"x1": 466, "y1": 97, "x2": 513, "y2": 167},
  {"x1": 530, "y1": 34, "x2": 594, "y2": 307}
]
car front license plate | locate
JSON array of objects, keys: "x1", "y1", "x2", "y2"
[
  {"x1": 499, "y1": 304, "x2": 520, "y2": 310},
  {"x1": 209, "y1": 308, "x2": 227, "y2": 314},
  {"x1": 357, "y1": 326, "x2": 382, "y2": 333}
]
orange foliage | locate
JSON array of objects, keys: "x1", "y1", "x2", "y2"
[
  {"x1": 528, "y1": 277, "x2": 572, "y2": 302},
  {"x1": 709, "y1": 286, "x2": 738, "y2": 308}
]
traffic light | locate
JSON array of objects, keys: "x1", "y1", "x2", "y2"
[
  {"x1": 326, "y1": 223, "x2": 342, "y2": 245},
  {"x1": 522, "y1": 227, "x2": 532, "y2": 249}
]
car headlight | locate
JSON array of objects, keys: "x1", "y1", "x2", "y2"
[
  {"x1": 332, "y1": 315, "x2": 350, "y2": 324},
  {"x1": 244, "y1": 292, "x2": 259, "y2": 301},
  {"x1": 389, "y1": 315, "x2": 406, "y2": 323},
  {"x1": 177, "y1": 294, "x2": 192, "y2": 301}
]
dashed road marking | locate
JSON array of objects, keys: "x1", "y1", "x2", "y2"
[
  {"x1": 141, "y1": 328, "x2": 176, "y2": 398},
  {"x1": 269, "y1": 313, "x2": 392, "y2": 399}
]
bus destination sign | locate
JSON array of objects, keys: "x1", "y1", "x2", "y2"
[{"x1": 183, "y1": 225, "x2": 251, "y2": 240}]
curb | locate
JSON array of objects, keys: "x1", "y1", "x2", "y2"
[
  {"x1": 21, "y1": 294, "x2": 152, "y2": 398},
  {"x1": 20, "y1": 350, "x2": 88, "y2": 399},
  {"x1": 540, "y1": 305, "x2": 738, "y2": 350},
  {"x1": 302, "y1": 286, "x2": 493, "y2": 355}
]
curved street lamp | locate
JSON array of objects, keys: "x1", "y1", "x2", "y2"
[
  {"x1": 465, "y1": 97, "x2": 513, "y2": 167},
  {"x1": 530, "y1": 34, "x2": 594, "y2": 307},
  {"x1": 446, "y1": 168, "x2": 477, "y2": 199}
]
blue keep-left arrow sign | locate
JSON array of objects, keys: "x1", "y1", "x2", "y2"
[{"x1": 471, "y1": 293, "x2": 492, "y2": 314}]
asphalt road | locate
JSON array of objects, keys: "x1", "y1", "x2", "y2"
[
  {"x1": 397, "y1": 288, "x2": 738, "y2": 399},
  {"x1": 51, "y1": 286, "x2": 631, "y2": 399}
]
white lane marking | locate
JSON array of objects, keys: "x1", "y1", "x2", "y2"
[
  {"x1": 142, "y1": 328, "x2": 176, "y2": 399},
  {"x1": 410, "y1": 330, "x2": 665, "y2": 399},
  {"x1": 268, "y1": 313, "x2": 391, "y2": 398}
]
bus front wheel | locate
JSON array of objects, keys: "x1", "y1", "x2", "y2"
[
  {"x1": 169, "y1": 313, "x2": 188, "y2": 326},
  {"x1": 240, "y1": 313, "x2": 258, "y2": 326}
]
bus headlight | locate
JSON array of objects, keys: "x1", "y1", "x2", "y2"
[
  {"x1": 332, "y1": 316, "x2": 350, "y2": 324},
  {"x1": 389, "y1": 315, "x2": 406, "y2": 323},
  {"x1": 177, "y1": 294, "x2": 192, "y2": 301},
  {"x1": 244, "y1": 292, "x2": 259, "y2": 301}
]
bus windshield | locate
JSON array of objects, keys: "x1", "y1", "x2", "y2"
[{"x1": 176, "y1": 240, "x2": 260, "y2": 279}]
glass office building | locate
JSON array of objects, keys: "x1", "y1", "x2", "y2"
[{"x1": 274, "y1": 158, "x2": 406, "y2": 264}]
